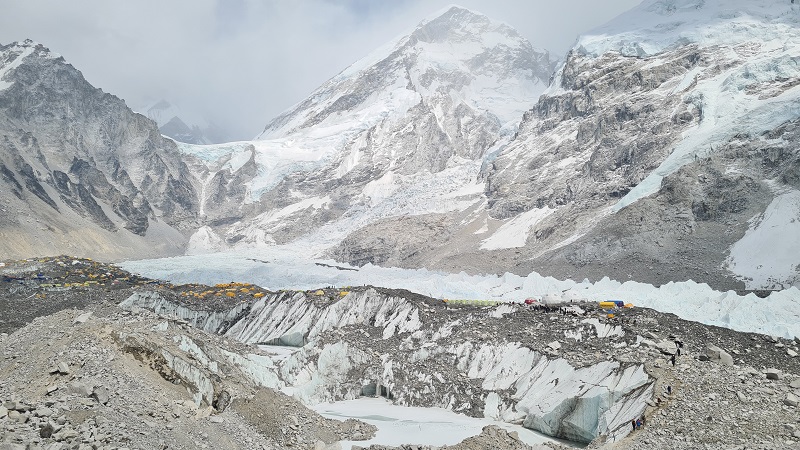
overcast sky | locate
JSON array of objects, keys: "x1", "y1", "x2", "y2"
[{"x1": 0, "y1": 0, "x2": 641, "y2": 141}]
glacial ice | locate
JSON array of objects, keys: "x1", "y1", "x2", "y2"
[{"x1": 120, "y1": 249, "x2": 800, "y2": 339}]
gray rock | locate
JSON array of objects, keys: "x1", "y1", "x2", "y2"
[
  {"x1": 52, "y1": 426, "x2": 79, "y2": 441},
  {"x1": 40, "y1": 422, "x2": 54, "y2": 438},
  {"x1": 91, "y1": 386, "x2": 109, "y2": 405},
  {"x1": 0, "y1": 406, "x2": 7, "y2": 418},
  {"x1": 788, "y1": 349, "x2": 798, "y2": 358},
  {"x1": 57, "y1": 362, "x2": 70, "y2": 375},
  {"x1": 657, "y1": 339, "x2": 677, "y2": 355},
  {"x1": 785, "y1": 392, "x2": 799, "y2": 407},
  {"x1": 765, "y1": 368, "x2": 782, "y2": 380},
  {"x1": 706, "y1": 344, "x2": 734, "y2": 366},
  {"x1": 35, "y1": 407, "x2": 54, "y2": 417},
  {"x1": 0, "y1": 443, "x2": 26, "y2": 450},
  {"x1": 67, "y1": 381, "x2": 93, "y2": 397},
  {"x1": 7, "y1": 410, "x2": 27, "y2": 423},
  {"x1": 72, "y1": 312, "x2": 92, "y2": 324},
  {"x1": 790, "y1": 378, "x2": 800, "y2": 389},
  {"x1": 736, "y1": 391, "x2": 747, "y2": 402}
]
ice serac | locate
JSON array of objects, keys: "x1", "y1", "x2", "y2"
[
  {"x1": 120, "y1": 291, "x2": 250, "y2": 334},
  {"x1": 483, "y1": 0, "x2": 800, "y2": 289},
  {"x1": 185, "y1": 6, "x2": 554, "y2": 255},
  {"x1": 0, "y1": 40, "x2": 200, "y2": 260},
  {"x1": 223, "y1": 288, "x2": 422, "y2": 344},
  {"x1": 122, "y1": 287, "x2": 653, "y2": 444}
]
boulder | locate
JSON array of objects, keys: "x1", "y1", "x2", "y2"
[
  {"x1": 790, "y1": 378, "x2": 800, "y2": 389},
  {"x1": 765, "y1": 368, "x2": 782, "y2": 380},
  {"x1": 72, "y1": 312, "x2": 92, "y2": 325},
  {"x1": 0, "y1": 406, "x2": 7, "y2": 418},
  {"x1": 785, "y1": 392, "x2": 799, "y2": 407},
  {"x1": 706, "y1": 345, "x2": 734, "y2": 366},
  {"x1": 40, "y1": 422, "x2": 55, "y2": 438},
  {"x1": 52, "y1": 425, "x2": 79, "y2": 441},
  {"x1": 656, "y1": 340, "x2": 677, "y2": 355},
  {"x1": 67, "y1": 381, "x2": 93, "y2": 397},
  {"x1": 547, "y1": 341, "x2": 562, "y2": 351},
  {"x1": 35, "y1": 407, "x2": 54, "y2": 417},
  {"x1": 91, "y1": 386, "x2": 109, "y2": 405},
  {"x1": 788, "y1": 349, "x2": 798, "y2": 358}
]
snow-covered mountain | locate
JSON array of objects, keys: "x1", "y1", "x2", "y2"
[
  {"x1": 139, "y1": 100, "x2": 229, "y2": 145},
  {"x1": 481, "y1": 0, "x2": 800, "y2": 289},
  {"x1": 185, "y1": 6, "x2": 555, "y2": 253},
  {"x1": 184, "y1": 1, "x2": 800, "y2": 291},
  {"x1": 4, "y1": 2, "x2": 800, "y2": 291},
  {"x1": 0, "y1": 40, "x2": 200, "y2": 260}
]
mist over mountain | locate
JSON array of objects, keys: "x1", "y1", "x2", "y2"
[{"x1": 139, "y1": 99, "x2": 232, "y2": 145}]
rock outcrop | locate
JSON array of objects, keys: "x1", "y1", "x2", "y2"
[{"x1": 0, "y1": 41, "x2": 200, "y2": 260}]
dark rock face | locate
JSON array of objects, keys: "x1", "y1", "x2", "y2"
[
  {"x1": 0, "y1": 40, "x2": 199, "y2": 259},
  {"x1": 486, "y1": 46, "x2": 706, "y2": 220}
]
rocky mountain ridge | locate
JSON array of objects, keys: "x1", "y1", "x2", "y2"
[{"x1": 0, "y1": 40, "x2": 200, "y2": 261}]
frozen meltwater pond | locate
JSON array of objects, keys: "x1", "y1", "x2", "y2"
[{"x1": 312, "y1": 397, "x2": 569, "y2": 449}]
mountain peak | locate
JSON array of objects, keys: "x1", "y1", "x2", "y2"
[
  {"x1": 1, "y1": 39, "x2": 58, "y2": 57},
  {"x1": 257, "y1": 6, "x2": 553, "y2": 140},
  {"x1": 411, "y1": 5, "x2": 512, "y2": 44}
]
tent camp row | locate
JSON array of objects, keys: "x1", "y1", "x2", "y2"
[
  {"x1": 526, "y1": 290, "x2": 588, "y2": 305},
  {"x1": 525, "y1": 293, "x2": 633, "y2": 308}
]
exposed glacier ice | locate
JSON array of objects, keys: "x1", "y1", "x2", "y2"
[{"x1": 120, "y1": 247, "x2": 800, "y2": 339}]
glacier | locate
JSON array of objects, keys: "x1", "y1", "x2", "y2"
[{"x1": 120, "y1": 247, "x2": 800, "y2": 340}]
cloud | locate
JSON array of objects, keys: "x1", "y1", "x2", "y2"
[{"x1": 0, "y1": 0, "x2": 641, "y2": 140}]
